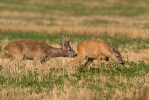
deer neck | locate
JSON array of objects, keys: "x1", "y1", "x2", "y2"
[
  {"x1": 49, "y1": 47, "x2": 67, "y2": 57},
  {"x1": 102, "y1": 48, "x2": 113, "y2": 59}
]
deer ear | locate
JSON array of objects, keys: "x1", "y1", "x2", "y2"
[
  {"x1": 113, "y1": 45, "x2": 118, "y2": 51},
  {"x1": 60, "y1": 40, "x2": 65, "y2": 50}
]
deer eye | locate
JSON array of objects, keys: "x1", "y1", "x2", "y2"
[
  {"x1": 68, "y1": 49, "x2": 71, "y2": 51},
  {"x1": 117, "y1": 55, "x2": 119, "y2": 58}
]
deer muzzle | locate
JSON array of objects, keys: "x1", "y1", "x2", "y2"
[
  {"x1": 120, "y1": 62, "x2": 125, "y2": 65},
  {"x1": 73, "y1": 54, "x2": 77, "y2": 58}
]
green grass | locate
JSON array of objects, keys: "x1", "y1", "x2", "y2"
[
  {"x1": 0, "y1": 31, "x2": 92, "y2": 43},
  {"x1": 1, "y1": 30, "x2": 149, "y2": 52}
]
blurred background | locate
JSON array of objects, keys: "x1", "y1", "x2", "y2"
[{"x1": 0, "y1": 0, "x2": 149, "y2": 37}]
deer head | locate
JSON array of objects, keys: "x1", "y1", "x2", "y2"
[
  {"x1": 60, "y1": 38, "x2": 77, "y2": 58},
  {"x1": 110, "y1": 45, "x2": 124, "y2": 65}
]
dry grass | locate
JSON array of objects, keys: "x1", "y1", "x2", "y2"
[
  {"x1": 0, "y1": 24, "x2": 149, "y2": 39},
  {"x1": 0, "y1": 59, "x2": 148, "y2": 100},
  {"x1": 0, "y1": 86, "x2": 100, "y2": 100},
  {"x1": 122, "y1": 49, "x2": 149, "y2": 64}
]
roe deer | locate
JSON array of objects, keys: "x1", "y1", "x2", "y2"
[
  {"x1": 67, "y1": 39, "x2": 124, "y2": 73},
  {"x1": 4, "y1": 38, "x2": 77, "y2": 65}
]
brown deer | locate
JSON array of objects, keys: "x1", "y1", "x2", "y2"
[
  {"x1": 67, "y1": 39, "x2": 124, "y2": 73},
  {"x1": 4, "y1": 38, "x2": 77, "y2": 65}
]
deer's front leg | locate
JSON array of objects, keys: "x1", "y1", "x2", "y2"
[
  {"x1": 105, "y1": 57, "x2": 111, "y2": 70},
  {"x1": 84, "y1": 58, "x2": 94, "y2": 69}
]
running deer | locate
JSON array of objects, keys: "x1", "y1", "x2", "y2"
[
  {"x1": 67, "y1": 39, "x2": 124, "y2": 73},
  {"x1": 4, "y1": 38, "x2": 77, "y2": 65}
]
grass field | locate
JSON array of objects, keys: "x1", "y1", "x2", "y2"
[{"x1": 0, "y1": 0, "x2": 149, "y2": 100}]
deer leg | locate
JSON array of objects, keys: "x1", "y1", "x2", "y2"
[
  {"x1": 97, "y1": 57, "x2": 102, "y2": 73},
  {"x1": 84, "y1": 58, "x2": 94, "y2": 69},
  {"x1": 40, "y1": 59, "x2": 45, "y2": 64},
  {"x1": 67, "y1": 55, "x2": 85, "y2": 67},
  {"x1": 105, "y1": 58, "x2": 111, "y2": 70},
  {"x1": 44, "y1": 56, "x2": 51, "y2": 62},
  {"x1": 38, "y1": 53, "x2": 48, "y2": 64},
  {"x1": 13, "y1": 53, "x2": 24, "y2": 67},
  {"x1": 13, "y1": 53, "x2": 23, "y2": 62},
  {"x1": 33, "y1": 52, "x2": 45, "y2": 67},
  {"x1": 33, "y1": 57, "x2": 41, "y2": 67},
  {"x1": 39, "y1": 56, "x2": 51, "y2": 67}
]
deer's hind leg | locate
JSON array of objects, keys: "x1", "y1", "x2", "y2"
[
  {"x1": 9, "y1": 52, "x2": 24, "y2": 68},
  {"x1": 97, "y1": 57, "x2": 102, "y2": 73}
]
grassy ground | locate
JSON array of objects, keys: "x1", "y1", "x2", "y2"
[{"x1": 0, "y1": 0, "x2": 149, "y2": 100}]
